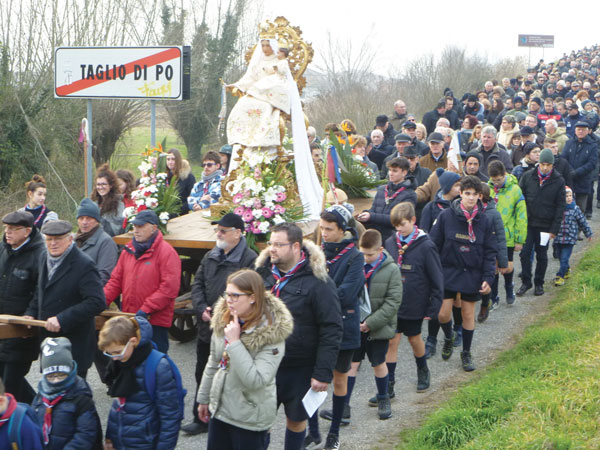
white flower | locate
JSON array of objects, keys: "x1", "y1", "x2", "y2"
[
  {"x1": 146, "y1": 198, "x2": 158, "y2": 208},
  {"x1": 243, "y1": 199, "x2": 254, "y2": 208},
  {"x1": 245, "y1": 151, "x2": 266, "y2": 168},
  {"x1": 272, "y1": 214, "x2": 284, "y2": 225},
  {"x1": 136, "y1": 198, "x2": 146, "y2": 207},
  {"x1": 157, "y1": 173, "x2": 168, "y2": 180},
  {"x1": 227, "y1": 178, "x2": 244, "y2": 195},
  {"x1": 159, "y1": 212, "x2": 170, "y2": 222},
  {"x1": 252, "y1": 208, "x2": 263, "y2": 219},
  {"x1": 147, "y1": 184, "x2": 158, "y2": 193},
  {"x1": 138, "y1": 161, "x2": 152, "y2": 175},
  {"x1": 258, "y1": 221, "x2": 270, "y2": 233},
  {"x1": 250, "y1": 181, "x2": 264, "y2": 195},
  {"x1": 123, "y1": 207, "x2": 136, "y2": 218},
  {"x1": 139, "y1": 177, "x2": 151, "y2": 185},
  {"x1": 264, "y1": 187, "x2": 278, "y2": 203}
]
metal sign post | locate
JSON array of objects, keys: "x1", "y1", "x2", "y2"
[
  {"x1": 151, "y1": 100, "x2": 156, "y2": 147},
  {"x1": 86, "y1": 100, "x2": 93, "y2": 196}
]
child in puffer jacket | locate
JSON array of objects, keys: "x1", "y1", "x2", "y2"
[
  {"x1": 31, "y1": 337, "x2": 102, "y2": 450},
  {"x1": 554, "y1": 186, "x2": 592, "y2": 286}
]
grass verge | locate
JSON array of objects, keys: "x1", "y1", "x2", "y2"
[{"x1": 397, "y1": 244, "x2": 600, "y2": 450}]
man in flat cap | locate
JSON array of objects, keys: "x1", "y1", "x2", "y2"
[
  {"x1": 104, "y1": 210, "x2": 181, "y2": 353},
  {"x1": 0, "y1": 211, "x2": 45, "y2": 402},
  {"x1": 24, "y1": 219, "x2": 105, "y2": 378}
]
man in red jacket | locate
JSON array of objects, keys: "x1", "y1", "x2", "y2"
[{"x1": 104, "y1": 210, "x2": 181, "y2": 352}]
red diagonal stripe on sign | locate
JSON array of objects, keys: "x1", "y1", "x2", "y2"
[{"x1": 56, "y1": 47, "x2": 181, "y2": 96}]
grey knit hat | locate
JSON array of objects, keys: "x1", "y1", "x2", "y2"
[
  {"x1": 76, "y1": 198, "x2": 101, "y2": 222},
  {"x1": 41, "y1": 337, "x2": 74, "y2": 375}
]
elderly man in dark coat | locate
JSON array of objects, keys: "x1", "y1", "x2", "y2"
[
  {"x1": 0, "y1": 211, "x2": 45, "y2": 402},
  {"x1": 25, "y1": 220, "x2": 105, "y2": 378}
]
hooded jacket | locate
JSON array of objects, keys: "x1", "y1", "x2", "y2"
[
  {"x1": 255, "y1": 240, "x2": 342, "y2": 383},
  {"x1": 482, "y1": 201, "x2": 509, "y2": 268},
  {"x1": 488, "y1": 174, "x2": 528, "y2": 247},
  {"x1": 197, "y1": 293, "x2": 293, "y2": 431},
  {"x1": 105, "y1": 317, "x2": 182, "y2": 450},
  {"x1": 519, "y1": 167, "x2": 566, "y2": 235},
  {"x1": 429, "y1": 199, "x2": 498, "y2": 294},
  {"x1": 104, "y1": 231, "x2": 181, "y2": 328},
  {"x1": 556, "y1": 202, "x2": 593, "y2": 245},
  {"x1": 560, "y1": 134, "x2": 598, "y2": 193},
  {"x1": 0, "y1": 227, "x2": 45, "y2": 363},
  {"x1": 321, "y1": 228, "x2": 365, "y2": 350},
  {"x1": 419, "y1": 190, "x2": 453, "y2": 232}
]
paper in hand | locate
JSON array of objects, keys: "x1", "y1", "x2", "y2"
[{"x1": 302, "y1": 388, "x2": 328, "y2": 417}]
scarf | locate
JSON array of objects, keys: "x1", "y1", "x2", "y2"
[
  {"x1": 46, "y1": 242, "x2": 74, "y2": 280},
  {"x1": 492, "y1": 178, "x2": 506, "y2": 204},
  {"x1": 38, "y1": 364, "x2": 77, "y2": 445},
  {"x1": 271, "y1": 251, "x2": 307, "y2": 297},
  {"x1": 364, "y1": 252, "x2": 385, "y2": 288},
  {"x1": 0, "y1": 393, "x2": 17, "y2": 428},
  {"x1": 384, "y1": 183, "x2": 406, "y2": 205},
  {"x1": 537, "y1": 167, "x2": 552, "y2": 186},
  {"x1": 395, "y1": 226, "x2": 419, "y2": 265},
  {"x1": 25, "y1": 204, "x2": 47, "y2": 227},
  {"x1": 322, "y1": 242, "x2": 355, "y2": 267},
  {"x1": 200, "y1": 169, "x2": 223, "y2": 195},
  {"x1": 459, "y1": 203, "x2": 479, "y2": 243},
  {"x1": 105, "y1": 342, "x2": 153, "y2": 399},
  {"x1": 132, "y1": 230, "x2": 158, "y2": 259},
  {"x1": 74, "y1": 224, "x2": 100, "y2": 248}
]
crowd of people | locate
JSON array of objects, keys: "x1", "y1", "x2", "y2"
[{"x1": 1, "y1": 45, "x2": 599, "y2": 450}]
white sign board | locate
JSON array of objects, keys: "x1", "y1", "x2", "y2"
[{"x1": 54, "y1": 46, "x2": 186, "y2": 99}]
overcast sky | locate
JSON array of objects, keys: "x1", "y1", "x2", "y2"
[{"x1": 262, "y1": 0, "x2": 600, "y2": 74}]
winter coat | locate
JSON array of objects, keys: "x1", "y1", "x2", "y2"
[
  {"x1": 416, "y1": 170, "x2": 441, "y2": 204},
  {"x1": 363, "y1": 177, "x2": 417, "y2": 241},
  {"x1": 368, "y1": 144, "x2": 395, "y2": 170},
  {"x1": 422, "y1": 109, "x2": 445, "y2": 135},
  {"x1": 0, "y1": 228, "x2": 45, "y2": 363},
  {"x1": 564, "y1": 112, "x2": 584, "y2": 138},
  {"x1": 322, "y1": 229, "x2": 365, "y2": 350},
  {"x1": 476, "y1": 143, "x2": 514, "y2": 176},
  {"x1": 411, "y1": 138, "x2": 430, "y2": 157},
  {"x1": 100, "y1": 201, "x2": 125, "y2": 237},
  {"x1": 410, "y1": 164, "x2": 432, "y2": 187},
  {"x1": 0, "y1": 397, "x2": 43, "y2": 449},
  {"x1": 197, "y1": 293, "x2": 293, "y2": 431},
  {"x1": 104, "y1": 232, "x2": 181, "y2": 328},
  {"x1": 488, "y1": 174, "x2": 528, "y2": 247},
  {"x1": 483, "y1": 201, "x2": 508, "y2": 268},
  {"x1": 419, "y1": 151, "x2": 448, "y2": 173},
  {"x1": 187, "y1": 172, "x2": 224, "y2": 210},
  {"x1": 560, "y1": 134, "x2": 598, "y2": 193},
  {"x1": 105, "y1": 318, "x2": 182, "y2": 450},
  {"x1": 31, "y1": 377, "x2": 101, "y2": 450},
  {"x1": 255, "y1": 240, "x2": 342, "y2": 383},
  {"x1": 191, "y1": 237, "x2": 257, "y2": 343},
  {"x1": 553, "y1": 156, "x2": 574, "y2": 188},
  {"x1": 512, "y1": 159, "x2": 537, "y2": 181},
  {"x1": 384, "y1": 231, "x2": 443, "y2": 320},
  {"x1": 537, "y1": 110, "x2": 562, "y2": 132},
  {"x1": 497, "y1": 125, "x2": 520, "y2": 150},
  {"x1": 20, "y1": 206, "x2": 58, "y2": 230},
  {"x1": 389, "y1": 112, "x2": 408, "y2": 131},
  {"x1": 419, "y1": 190, "x2": 452, "y2": 232},
  {"x1": 25, "y1": 245, "x2": 105, "y2": 372},
  {"x1": 546, "y1": 128, "x2": 568, "y2": 152},
  {"x1": 381, "y1": 124, "x2": 397, "y2": 148},
  {"x1": 167, "y1": 170, "x2": 196, "y2": 216},
  {"x1": 361, "y1": 251, "x2": 402, "y2": 340},
  {"x1": 555, "y1": 203, "x2": 593, "y2": 245},
  {"x1": 519, "y1": 168, "x2": 566, "y2": 235},
  {"x1": 429, "y1": 199, "x2": 498, "y2": 294},
  {"x1": 78, "y1": 225, "x2": 118, "y2": 286}
]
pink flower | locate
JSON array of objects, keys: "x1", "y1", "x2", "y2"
[
  {"x1": 233, "y1": 193, "x2": 243, "y2": 204},
  {"x1": 242, "y1": 209, "x2": 254, "y2": 223},
  {"x1": 234, "y1": 207, "x2": 244, "y2": 216},
  {"x1": 275, "y1": 192, "x2": 287, "y2": 202},
  {"x1": 261, "y1": 207, "x2": 274, "y2": 218},
  {"x1": 273, "y1": 204, "x2": 285, "y2": 214},
  {"x1": 254, "y1": 167, "x2": 262, "y2": 179},
  {"x1": 253, "y1": 198, "x2": 263, "y2": 209}
]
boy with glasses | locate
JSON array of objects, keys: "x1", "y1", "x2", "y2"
[{"x1": 188, "y1": 151, "x2": 224, "y2": 211}]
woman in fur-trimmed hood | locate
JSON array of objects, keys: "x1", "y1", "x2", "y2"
[{"x1": 197, "y1": 269, "x2": 293, "y2": 447}]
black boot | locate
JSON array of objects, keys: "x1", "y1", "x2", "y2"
[{"x1": 416, "y1": 366, "x2": 430, "y2": 392}]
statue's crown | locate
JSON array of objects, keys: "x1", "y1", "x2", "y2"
[{"x1": 259, "y1": 21, "x2": 277, "y2": 39}]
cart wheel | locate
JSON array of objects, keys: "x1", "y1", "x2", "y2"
[{"x1": 168, "y1": 309, "x2": 197, "y2": 342}]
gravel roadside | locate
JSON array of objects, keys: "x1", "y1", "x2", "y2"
[{"x1": 25, "y1": 211, "x2": 600, "y2": 450}]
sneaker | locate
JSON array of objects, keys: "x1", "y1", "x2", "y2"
[
  {"x1": 377, "y1": 395, "x2": 392, "y2": 420},
  {"x1": 323, "y1": 433, "x2": 339, "y2": 450},
  {"x1": 453, "y1": 328, "x2": 462, "y2": 347},
  {"x1": 516, "y1": 283, "x2": 532, "y2": 297},
  {"x1": 425, "y1": 336, "x2": 437, "y2": 359},
  {"x1": 181, "y1": 421, "x2": 208, "y2": 435},
  {"x1": 489, "y1": 299, "x2": 500, "y2": 311},
  {"x1": 319, "y1": 404, "x2": 351, "y2": 425},
  {"x1": 461, "y1": 351, "x2": 476, "y2": 372},
  {"x1": 416, "y1": 366, "x2": 430, "y2": 392},
  {"x1": 534, "y1": 285, "x2": 544, "y2": 296},
  {"x1": 554, "y1": 276, "x2": 565, "y2": 286},
  {"x1": 564, "y1": 268, "x2": 571, "y2": 279},
  {"x1": 303, "y1": 433, "x2": 322, "y2": 449},
  {"x1": 441, "y1": 332, "x2": 455, "y2": 360},
  {"x1": 505, "y1": 284, "x2": 515, "y2": 304},
  {"x1": 477, "y1": 305, "x2": 489, "y2": 323}
]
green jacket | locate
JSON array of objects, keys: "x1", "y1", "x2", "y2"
[
  {"x1": 197, "y1": 292, "x2": 293, "y2": 432},
  {"x1": 364, "y1": 251, "x2": 403, "y2": 340},
  {"x1": 488, "y1": 174, "x2": 528, "y2": 247},
  {"x1": 546, "y1": 128, "x2": 568, "y2": 153}
]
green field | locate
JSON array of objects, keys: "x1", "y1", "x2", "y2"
[{"x1": 398, "y1": 244, "x2": 600, "y2": 449}]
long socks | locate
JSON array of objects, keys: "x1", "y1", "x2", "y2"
[
  {"x1": 462, "y1": 328, "x2": 474, "y2": 352},
  {"x1": 328, "y1": 394, "x2": 345, "y2": 437},
  {"x1": 428, "y1": 319, "x2": 440, "y2": 340},
  {"x1": 386, "y1": 362, "x2": 396, "y2": 383},
  {"x1": 452, "y1": 306, "x2": 463, "y2": 330},
  {"x1": 415, "y1": 354, "x2": 427, "y2": 370},
  {"x1": 375, "y1": 374, "x2": 389, "y2": 398},
  {"x1": 345, "y1": 376, "x2": 356, "y2": 405},
  {"x1": 284, "y1": 428, "x2": 306, "y2": 450},
  {"x1": 307, "y1": 411, "x2": 319, "y2": 438},
  {"x1": 440, "y1": 320, "x2": 453, "y2": 339}
]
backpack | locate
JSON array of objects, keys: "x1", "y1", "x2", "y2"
[
  {"x1": 144, "y1": 349, "x2": 186, "y2": 418},
  {"x1": 8, "y1": 403, "x2": 42, "y2": 450}
]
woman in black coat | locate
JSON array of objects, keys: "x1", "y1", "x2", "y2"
[{"x1": 166, "y1": 148, "x2": 196, "y2": 216}]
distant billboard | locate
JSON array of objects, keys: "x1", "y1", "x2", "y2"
[{"x1": 518, "y1": 35, "x2": 554, "y2": 48}]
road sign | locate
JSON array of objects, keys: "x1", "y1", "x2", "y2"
[
  {"x1": 518, "y1": 35, "x2": 554, "y2": 48},
  {"x1": 54, "y1": 46, "x2": 191, "y2": 100}
]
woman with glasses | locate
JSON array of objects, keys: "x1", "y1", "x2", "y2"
[
  {"x1": 188, "y1": 151, "x2": 224, "y2": 212},
  {"x1": 91, "y1": 164, "x2": 125, "y2": 236},
  {"x1": 99, "y1": 315, "x2": 183, "y2": 450},
  {"x1": 197, "y1": 269, "x2": 293, "y2": 450}
]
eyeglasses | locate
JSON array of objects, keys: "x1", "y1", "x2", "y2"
[
  {"x1": 96, "y1": 182, "x2": 109, "y2": 187},
  {"x1": 3, "y1": 226, "x2": 25, "y2": 233},
  {"x1": 202, "y1": 163, "x2": 216, "y2": 168},
  {"x1": 215, "y1": 227, "x2": 236, "y2": 235},
  {"x1": 225, "y1": 292, "x2": 249, "y2": 301},
  {"x1": 267, "y1": 241, "x2": 293, "y2": 248},
  {"x1": 103, "y1": 340, "x2": 132, "y2": 359}
]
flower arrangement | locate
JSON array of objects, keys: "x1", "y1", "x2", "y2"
[
  {"x1": 215, "y1": 150, "x2": 305, "y2": 250},
  {"x1": 123, "y1": 144, "x2": 181, "y2": 234}
]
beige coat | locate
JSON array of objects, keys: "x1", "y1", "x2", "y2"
[{"x1": 197, "y1": 292, "x2": 293, "y2": 431}]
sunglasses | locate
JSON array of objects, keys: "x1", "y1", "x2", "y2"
[{"x1": 202, "y1": 163, "x2": 216, "y2": 168}]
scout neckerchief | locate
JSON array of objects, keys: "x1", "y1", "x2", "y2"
[
  {"x1": 459, "y1": 202, "x2": 479, "y2": 243},
  {"x1": 384, "y1": 183, "x2": 406, "y2": 205},
  {"x1": 271, "y1": 251, "x2": 306, "y2": 297},
  {"x1": 323, "y1": 242, "x2": 355, "y2": 267},
  {"x1": 0, "y1": 393, "x2": 17, "y2": 428},
  {"x1": 395, "y1": 226, "x2": 419, "y2": 265},
  {"x1": 42, "y1": 393, "x2": 66, "y2": 445},
  {"x1": 537, "y1": 167, "x2": 552, "y2": 186},
  {"x1": 492, "y1": 177, "x2": 506, "y2": 204},
  {"x1": 364, "y1": 252, "x2": 385, "y2": 288},
  {"x1": 26, "y1": 204, "x2": 46, "y2": 227}
]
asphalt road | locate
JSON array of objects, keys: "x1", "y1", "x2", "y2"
[{"x1": 25, "y1": 210, "x2": 600, "y2": 450}]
